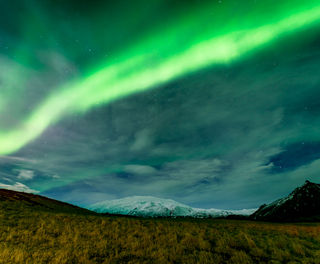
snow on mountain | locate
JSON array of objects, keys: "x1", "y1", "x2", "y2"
[{"x1": 88, "y1": 196, "x2": 256, "y2": 218}]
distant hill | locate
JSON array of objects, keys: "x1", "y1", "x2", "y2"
[
  {"x1": 251, "y1": 180, "x2": 320, "y2": 222},
  {"x1": 0, "y1": 189, "x2": 93, "y2": 215},
  {"x1": 89, "y1": 196, "x2": 256, "y2": 218}
]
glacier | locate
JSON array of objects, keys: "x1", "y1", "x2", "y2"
[{"x1": 88, "y1": 196, "x2": 256, "y2": 218}]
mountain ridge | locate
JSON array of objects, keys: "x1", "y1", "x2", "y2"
[
  {"x1": 89, "y1": 195, "x2": 256, "y2": 218},
  {"x1": 2, "y1": 180, "x2": 320, "y2": 221}
]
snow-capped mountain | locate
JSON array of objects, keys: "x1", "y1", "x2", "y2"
[
  {"x1": 88, "y1": 196, "x2": 256, "y2": 218},
  {"x1": 251, "y1": 180, "x2": 320, "y2": 221}
]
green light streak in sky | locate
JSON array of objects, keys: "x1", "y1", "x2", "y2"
[{"x1": 1, "y1": 2, "x2": 320, "y2": 155}]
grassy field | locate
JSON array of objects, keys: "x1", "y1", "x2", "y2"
[{"x1": 1, "y1": 201, "x2": 320, "y2": 264}]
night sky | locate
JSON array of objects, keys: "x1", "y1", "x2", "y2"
[{"x1": 1, "y1": 0, "x2": 320, "y2": 209}]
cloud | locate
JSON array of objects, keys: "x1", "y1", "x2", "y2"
[
  {"x1": 1, "y1": 177, "x2": 13, "y2": 183},
  {"x1": 17, "y1": 170, "x2": 35, "y2": 180},
  {"x1": 162, "y1": 159, "x2": 229, "y2": 182},
  {"x1": 130, "y1": 129, "x2": 152, "y2": 151},
  {"x1": 124, "y1": 165, "x2": 157, "y2": 175},
  {"x1": 0, "y1": 182, "x2": 39, "y2": 193},
  {"x1": 0, "y1": 155, "x2": 36, "y2": 164}
]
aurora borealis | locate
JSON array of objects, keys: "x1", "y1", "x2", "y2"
[{"x1": 1, "y1": 0, "x2": 320, "y2": 209}]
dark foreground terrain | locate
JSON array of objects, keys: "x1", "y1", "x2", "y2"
[{"x1": 1, "y1": 193, "x2": 320, "y2": 264}]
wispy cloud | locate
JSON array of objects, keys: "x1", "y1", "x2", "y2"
[
  {"x1": 124, "y1": 165, "x2": 157, "y2": 175},
  {"x1": 0, "y1": 155, "x2": 36, "y2": 163},
  {"x1": 0, "y1": 182, "x2": 39, "y2": 193},
  {"x1": 17, "y1": 170, "x2": 35, "y2": 180}
]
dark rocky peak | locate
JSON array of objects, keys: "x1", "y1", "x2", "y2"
[
  {"x1": 251, "y1": 180, "x2": 320, "y2": 222},
  {"x1": 290, "y1": 180, "x2": 320, "y2": 198}
]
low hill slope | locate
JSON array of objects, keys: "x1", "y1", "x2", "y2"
[{"x1": 0, "y1": 189, "x2": 93, "y2": 215}]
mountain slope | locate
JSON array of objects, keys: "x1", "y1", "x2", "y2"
[
  {"x1": 89, "y1": 196, "x2": 256, "y2": 218},
  {"x1": 0, "y1": 188, "x2": 93, "y2": 215},
  {"x1": 251, "y1": 180, "x2": 320, "y2": 222}
]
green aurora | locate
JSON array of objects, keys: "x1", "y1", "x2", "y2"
[
  {"x1": 1, "y1": 0, "x2": 320, "y2": 208},
  {"x1": 1, "y1": 0, "x2": 320, "y2": 155}
]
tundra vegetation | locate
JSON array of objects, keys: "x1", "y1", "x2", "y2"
[{"x1": 1, "y1": 200, "x2": 320, "y2": 264}]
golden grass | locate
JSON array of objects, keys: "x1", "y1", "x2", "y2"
[{"x1": 1, "y1": 202, "x2": 320, "y2": 263}]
